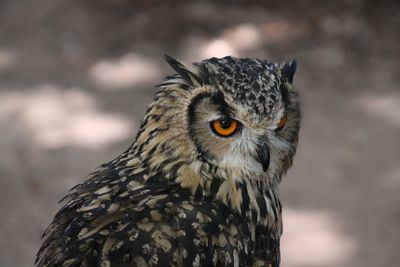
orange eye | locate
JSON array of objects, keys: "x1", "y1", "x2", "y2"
[
  {"x1": 276, "y1": 115, "x2": 287, "y2": 131},
  {"x1": 211, "y1": 118, "x2": 239, "y2": 137}
]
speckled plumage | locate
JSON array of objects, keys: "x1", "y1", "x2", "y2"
[
  {"x1": 199, "y1": 57, "x2": 282, "y2": 119},
  {"x1": 36, "y1": 55, "x2": 301, "y2": 267}
]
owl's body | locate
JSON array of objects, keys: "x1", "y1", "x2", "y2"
[{"x1": 36, "y1": 56, "x2": 300, "y2": 267}]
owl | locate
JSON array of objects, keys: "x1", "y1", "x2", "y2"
[{"x1": 36, "y1": 55, "x2": 300, "y2": 267}]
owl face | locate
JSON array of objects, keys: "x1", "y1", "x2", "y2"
[{"x1": 161, "y1": 56, "x2": 300, "y2": 181}]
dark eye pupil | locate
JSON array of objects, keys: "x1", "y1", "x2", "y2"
[{"x1": 220, "y1": 119, "x2": 232, "y2": 129}]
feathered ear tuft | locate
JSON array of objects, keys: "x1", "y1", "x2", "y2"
[
  {"x1": 164, "y1": 54, "x2": 203, "y2": 86},
  {"x1": 281, "y1": 59, "x2": 297, "y2": 84}
]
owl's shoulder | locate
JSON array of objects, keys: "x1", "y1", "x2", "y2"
[{"x1": 37, "y1": 167, "x2": 253, "y2": 266}]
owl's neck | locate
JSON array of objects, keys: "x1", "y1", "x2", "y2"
[
  {"x1": 170, "y1": 160, "x2": 283, "y2": 238},
  {"x1": 116, "y1": 144, "x2": 282, "y2": 234}
]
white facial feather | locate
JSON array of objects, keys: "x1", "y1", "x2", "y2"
[{"x1": 219, "y1": 128, "x2": 266, "y2": 177}]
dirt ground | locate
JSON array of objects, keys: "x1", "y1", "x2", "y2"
[{"x1": 0, "y1": 0, "x2": 399, "y2": 266}]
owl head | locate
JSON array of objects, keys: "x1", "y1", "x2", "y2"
[{"x1": 133, "y1": 55, "x2": 300, "y2": 184}]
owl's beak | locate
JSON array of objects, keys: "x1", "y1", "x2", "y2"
[{"x1": 256, "y1": 142, "x2": 270, "y2": 172}]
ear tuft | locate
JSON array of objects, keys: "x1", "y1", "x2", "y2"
[
  {"x1": 281, "y1": 59, "x2": 297, "y2": 84},
  {"x1": 164, "y1": 54, "x2": 203, "y2": 86}
]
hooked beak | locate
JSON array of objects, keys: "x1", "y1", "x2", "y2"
[{"x1": 256, "y1": 141, "x2": 270, "y2": 172}]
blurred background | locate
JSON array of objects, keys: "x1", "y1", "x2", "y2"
[{"x1": 1, "y1": 0, "x2": 399, "y2": 266}]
